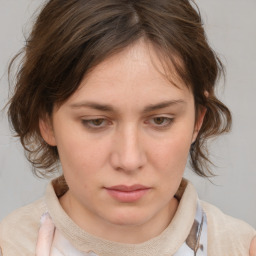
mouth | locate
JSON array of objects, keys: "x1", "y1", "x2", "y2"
[{"x1": 104, "y1": 184, "x2": 151, "y2": 203}]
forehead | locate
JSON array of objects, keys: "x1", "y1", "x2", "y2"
[{"x1": 65, "y1": 40, "x2": 193, "y2": 109}]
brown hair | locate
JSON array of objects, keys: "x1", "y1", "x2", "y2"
[{"x1": 8, "y1": 0, "x2": 231, "y2": 178}]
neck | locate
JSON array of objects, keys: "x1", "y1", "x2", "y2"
[{"x1": 59, "y1": 191, "x2": 179, "y2": 244}]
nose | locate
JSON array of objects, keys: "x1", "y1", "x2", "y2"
[{"x1": 110, "y1": 124, "x2": 147, "y2": 172}]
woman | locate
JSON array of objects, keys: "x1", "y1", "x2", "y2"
[{"x1": 0, "y1": 0, "x2": 255, "y2": 255}]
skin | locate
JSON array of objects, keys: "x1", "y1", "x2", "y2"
[
  {"x1": 250, "y1": 236, "x2": 256, "y2": 256},
  {"x1": 40, "y1": 39, "x2": 206, "y2": 244}
]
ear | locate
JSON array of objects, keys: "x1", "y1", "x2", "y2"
[
  {"x1": 192, "y1": 106, "x2": 207, "y2": 143},
  {"x1": 39, "y1": 116, "x2": 57, "y2": 146}
]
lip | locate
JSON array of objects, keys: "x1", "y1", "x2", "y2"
[{"x1": 104, "y1": 184, "x2": 151, "y2": 203}]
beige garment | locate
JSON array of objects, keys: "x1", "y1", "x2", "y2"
[{"x1": 0, "y1": 178, "x2": 255, "y2": 256}]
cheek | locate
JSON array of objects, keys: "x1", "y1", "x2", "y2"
[
  {"x1": 56, "y1": 129, "x2": 111, "y2": 177},
  {"x1": 150, "y1": 131, "x2": 192, "y2": 172}
]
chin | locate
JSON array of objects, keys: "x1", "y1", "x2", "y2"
[{"x1": 104, "y1": 208, "x2": 152, "y2": 227}]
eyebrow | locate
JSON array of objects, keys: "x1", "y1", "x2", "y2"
[
  {"x1": 142, "y1": 100, "x2": 185, "y2": 113},
  {"x1": 69, "y1": 100, "x2": 186, "y2": 113}
]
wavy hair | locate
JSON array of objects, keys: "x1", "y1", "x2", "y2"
[{"x1": 8, "y1": 0, "x2": 232, "y2": 178}]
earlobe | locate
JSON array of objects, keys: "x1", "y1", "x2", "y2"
[
  {"x1": 39, "y1": 117, "x2": 57, "y2": 146},
  {"x1": 192, "y1": 106, "x2": 207, "y2": 143},
  {"x1": 192, "y1": 91, "x2": 209, "y2": 142}
]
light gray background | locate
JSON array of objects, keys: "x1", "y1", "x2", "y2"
[{"x1": 0, "y1": 0, "x2": 255, "y2": 228}]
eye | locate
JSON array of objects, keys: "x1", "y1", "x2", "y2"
[
  {"x1": 153, "y1": 117, "x2": 167, "y2": 125},
  {"x1": 148, "y1": 116, "x2": 174, "y2": 128},
  {"x1": 81, "y1": 118, "x2": 109, "y2": 130}
]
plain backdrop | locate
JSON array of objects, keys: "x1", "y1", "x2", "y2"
[{"x1": 0, "y1": 0, "x2": 255, "y2": 228}]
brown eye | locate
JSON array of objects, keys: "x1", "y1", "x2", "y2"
[
  {"x1": 153, "y1": 117, "x2": 166, "y2": 125},
  {"x1": 148, "y1": 116, "x2": 174, "y2": 129},
  {"x1": 91, "y1": 119, "x2": 104, "y2": 126},
  {"x1": 82, "y1": 118, "x2": 108, "y2": 130}
]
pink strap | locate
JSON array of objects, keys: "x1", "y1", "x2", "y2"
[{"x1": 36, "y1": 212, "x2": 55, "y2": 256}]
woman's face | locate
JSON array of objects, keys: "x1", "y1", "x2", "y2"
[{"x1": 40, "y1": 40, "x2": 204, "y2": 242}]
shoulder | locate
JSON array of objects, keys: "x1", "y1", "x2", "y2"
[
  {"x1": 201, "y1": 200, "x2": 256, "y2": 256},
  {"x1": 0, "y1": 198, "x2": 47, "y2": 256}
]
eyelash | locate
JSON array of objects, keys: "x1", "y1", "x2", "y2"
[
  {"x1": 81, "y1": 118, "x2": 110, "y2": 130},
  {"x1": 81, "y1": 116, "x2": 174, "y2": 130},
  {"x1": 147, "y1": 117, "x2": 174, "y2": 129}
]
